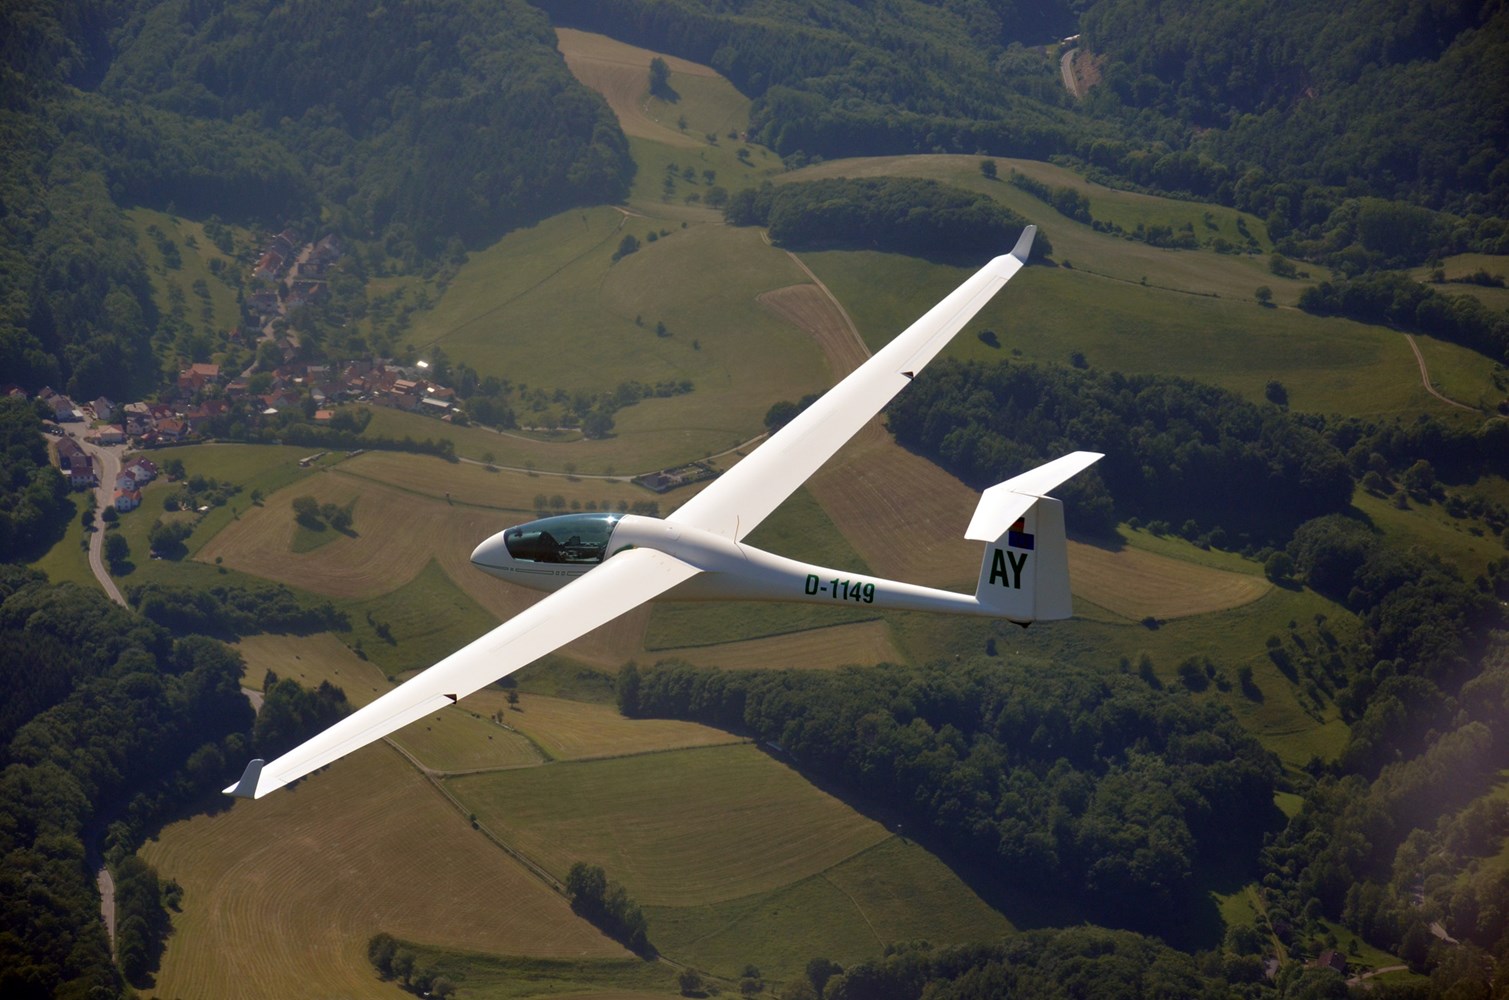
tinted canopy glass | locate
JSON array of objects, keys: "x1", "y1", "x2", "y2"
[{"x1": 503, "y1": 513, "x2": 623, "y2": 564}]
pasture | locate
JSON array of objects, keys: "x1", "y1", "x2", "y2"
[
  {"x1": 448, "y1": 743, "x2": 893, "y2": 908},
  {"x1": 141, "y1": 745, "x2": 625, "y2": 1000},
  {"x1": 30, "y1": 494, "x2": 95, "y2": 589},
  {"x1": 647, "y1": 836, "x2": 1012, "y2": 981},
  {"x1": 405, "y1": 218, "x2": 831, "y2": 471}
]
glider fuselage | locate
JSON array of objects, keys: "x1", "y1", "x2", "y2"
[{"x1": 470, "y1": 512, "x2": 987, "y2": 615}]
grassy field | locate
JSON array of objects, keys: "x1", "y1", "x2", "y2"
[
  {"x1": 30, "y1": 493, "x2": 96, "y2": 589},
  {"x1": 141, "y1": 745, "x2": 625, "y2": 1000},
  {"x1": 446, "y1": 742, "x2": 1010, "y2": 981},
  {"x1": 646, "y1": 836, "x2": 1012, "y2": 982},
  {"x1": 125, "y1": 206, "x2": 246, "y2": 366},
  {"x1": 449, "y1": 743, "x2": 892, "y2": 907}
]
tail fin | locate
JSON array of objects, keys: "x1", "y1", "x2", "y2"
[{"x1": 967, "y1": 452, "x2": 1102, "y2": 623}]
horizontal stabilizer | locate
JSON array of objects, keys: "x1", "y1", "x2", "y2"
[{"x1": 965, "y1": 451, "x2": 1102, "y2": 542}]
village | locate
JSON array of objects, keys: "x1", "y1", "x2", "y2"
[{"x1": 19, "y1": 227, "x2": 467, "y2": 511}]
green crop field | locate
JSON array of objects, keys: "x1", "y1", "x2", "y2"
[
  {"x1": 445, "y1": 742, "x2": 1010, "y2": 982},
  {"x1": 448, "y1": 743, "x2": 891, "y2": 907},
  {"x1": 409, "y1": 217, "x2": 832, "y2": 470},
  {"x1": 463, "y1": 691, "x2": 743, "y2": 761}
]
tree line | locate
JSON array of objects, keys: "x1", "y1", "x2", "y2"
[
  {"x1": 1298, "y1": 270, "x2": 1509, "y2": 364},
  {"x1": 619, "y1": 656, "x2": 1279, "y2": 937},
  {"x1": 0, "y1": 398, "x2": 74, "y2": 561},
  {"x1": 886, "y1": 359, "x2": 1353, "y2": 546},
  {"x1": 724, "y1": 177, "x2": 1041, "y2": 263}
]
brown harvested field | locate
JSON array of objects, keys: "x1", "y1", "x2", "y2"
[
  {"x1": 141, "y1": 745, "x2": 624, "y2": 1000},
  {"x1": 1066, "y1": 540, "x2": 1272, "y2": 621},
  {"x1": 464, "y1": 692, "x2": 743, "y2": 761},
  {"x1": 646, "y1": 619, "x2": 903, "y2": 670},
  {"x1": 193, "y1": 459, "x2": 657, "y2": 668},
  {"x1": 807, "y1": 424, "x2": 982, "y2": 587},
  {"x1": 555, "y1": 28, "x2": 714, "y2": 146},
  {"x1": 757, "y1": 283, "x2": 869, "y2": 377}
]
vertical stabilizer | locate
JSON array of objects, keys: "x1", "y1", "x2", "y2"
[{"x1": 973, "y1": 496, "x2": 1072, "y2": 623}]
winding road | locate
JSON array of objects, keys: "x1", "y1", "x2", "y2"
[{"x1": 1404, "y1": 334, "x2": 1479, "y2": 412}]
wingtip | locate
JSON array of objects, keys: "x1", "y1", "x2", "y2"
[
  {"x1": 224, "y1": 758, "x2": 267, "y2": 799},
  {"x1": 1011, "y1": 225, "x2": 1037, "y2": 263}
]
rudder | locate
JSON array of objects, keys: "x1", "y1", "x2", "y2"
[{"x1": 974, "y1": 496, "x2": 1072, "y2": 623}]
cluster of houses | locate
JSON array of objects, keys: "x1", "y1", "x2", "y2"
[
  {"x1": 32, "y1": 355, "x2": 462, "y2": 476},
  {"x1": 46, "y1": 430, "x2": 159, "y2": 511},
  {"x1": 246, "y1": 230, "x2": 343, "y2": 328}
]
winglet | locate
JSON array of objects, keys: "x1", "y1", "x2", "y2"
[
  {"x1": 1010, "y1": 225, "x2": 1037, "y2": 263},
  {"x1": 225, "y1": 758, "x2": 266, "y2": 799}
]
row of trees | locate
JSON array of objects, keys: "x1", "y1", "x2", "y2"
[
  {"x1": 619, "y1": 656, "x2": 1279, "y2": 937},
  {"x1": 724, "y1": 177, "x2": 1041, "y2": 263},
  {"x1": 565, "y1": 861, "x2": 651, "y2": 954},
  {"x1": 1298, "y1": 271, "x2": 1509, "y2": 363}
]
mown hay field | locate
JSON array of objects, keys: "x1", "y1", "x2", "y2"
[
  {"x1": 141, "y1": 745, "x2": 624, "y2": 1000},
  {"x1": 447, "y1": 743, "x2": 891, "y2": 908},
  {"x1": 555, "y1": 28, "x2": 747, "y2": 148}
]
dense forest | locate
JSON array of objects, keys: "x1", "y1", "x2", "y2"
[{"x1": 0, "y1": 398, "x2": 74, "y2": 561}]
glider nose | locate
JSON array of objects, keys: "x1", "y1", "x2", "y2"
[{"x1": 470, "y1": 530, "x2": 512, "y2": 572}]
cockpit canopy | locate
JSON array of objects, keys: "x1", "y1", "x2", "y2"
[{"x1": 503, "y1": 513, "x2": 623, "y2": 565}]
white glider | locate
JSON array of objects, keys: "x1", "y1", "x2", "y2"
[{"x1": 226, "y1": 226, "x2": 1102, "y2": 799}]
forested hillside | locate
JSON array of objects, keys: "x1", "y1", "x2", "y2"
[
  {"x1": 0, "y1": 0, "x2": 631, "y2": 399},
  {"x1": 544, "y1": 0, "x2": 1509, "y2": 269}
]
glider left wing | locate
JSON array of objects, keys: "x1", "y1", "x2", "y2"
[{"x1": 225, "y1": 547, "x2": 700, "y2": 798}]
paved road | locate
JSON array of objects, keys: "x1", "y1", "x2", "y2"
[
  {"x1": 1060, "y1": 46, "x2": 1081, "y2": 98},
  {"x1": 60, "y1": 425, "x2": 127, "y2": 606}
]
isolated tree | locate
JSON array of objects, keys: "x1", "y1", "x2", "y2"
[
  {"x1": 1255, "y1": 285, "x2": 1274, "y2": 307},
  {"x1": 678, "y1": 967, "x2": 704, "y2": 996},
  {"x1": 649, "y1": 56, "x2": 672, "y2": 98},
  {"x1": 980, "y1": 158, "x2": 998, "y2": 179},
  {"x1": 104, "y1": 532, "x2": 129, "y2": 569},
  {"x1": 1265, "y1": 379, "x2": 1289, "y2": 406},
  {"x1": 613, "y1": 234, "x2": 640, "y2": 261},
  {"x1": 292, "y1": 495, "x2": 321, "y2": 527}
]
